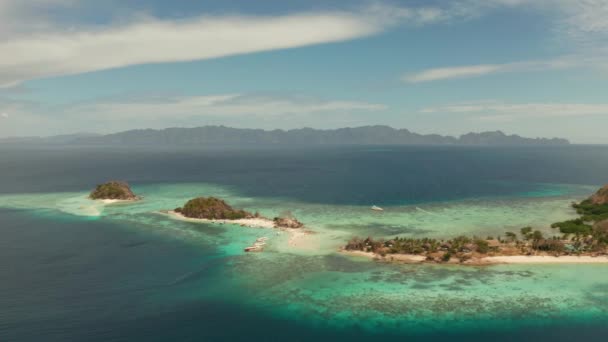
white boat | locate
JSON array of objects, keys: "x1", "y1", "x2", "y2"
[{"x1": 371, "y1": 205, "x2": 384, "y2": 211}]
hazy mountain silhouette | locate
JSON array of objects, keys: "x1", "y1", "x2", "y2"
[{"x1": 2, "y1": 126, "x2": 569, "y2": 146}]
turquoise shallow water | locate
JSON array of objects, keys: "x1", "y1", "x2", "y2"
[
  {"x1": 0, "y1": 181, "x2": 592, "y2": 252},
  {"x1": 1, "y1": 181, "x2": 606, "y2": 337},
  {"x1": 2, "y1": 146, "x2": 608, "y2": 341}
]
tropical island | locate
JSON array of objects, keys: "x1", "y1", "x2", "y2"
[
  {"x1": 169, "y1": 196, "x2": 304, "y2": 229},
  {"x1": 343, "y1": 185, "x2": 608, "y2": 265},
  {"x1": 175, "y1": 197, "x2": 251, "y2": 220},
  {"x1": 89, "y1": 181, "x2": 140, "y2": 203}
]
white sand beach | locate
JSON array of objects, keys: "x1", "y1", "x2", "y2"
[
  {"x1": 98, "y1": 199, "x2": 138, "y2": 204},
  {"x1": 163, "y1": 210, "x2": 320, "y2": 252},
  {"x1": 343, "y1": 250, "x2": 427, "y2": 263},
  {"x1": 164, "y1": 210, "x2": 276, "y2": 228},
  {"x1": 343, "y1": 250, "x2": 608, "y2": 265},
  {"x1": 481, "y1": 255, "x2": 608, "y2": 264}
]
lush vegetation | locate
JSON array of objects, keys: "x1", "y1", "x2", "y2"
[
  {"x1": 550, "y1": 198, "x2": 608, "y2": 236},
  {"x1": 345, "y1": 186, "x2": 608, "y2": 263},
  {"x1": 551, "y1": 218, "x2": 592, "y2": 235},
  {"x1": 344, "y1": 228, "x2": 577, "y2": 263},
  {"x1": 89, "y1": 181, "x2": 138, "y2": 200},
  {"x1": 175, "y1": 197, "x2": 252, "y2": 220},
  {"x1": 345, "y1": 235, "x2": 506, "y2": 263},
  {"x1": 573, "y1": 200, "x2": 608, "y2": 222}
]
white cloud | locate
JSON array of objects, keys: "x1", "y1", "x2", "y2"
[
  {"x1": 403, "y1": 55, "x2": 606, "y2": 83},
  {"x1": 551, "y1": 0, "x2": 608, "y2": 44},
  {"x1": 0, "y1": 112, "x2": 8, "y2": 119},
  {"x1": 0, "y1": 14, "x2": 376, "y2": 87},
  {"x1": 0, "y1": 0, "x2": 78, "y2": 38},
  {"x1": 402, "y1": 0, "x2": 608, "y2": 83},
  {"x1": 405, "y1": 64, "x2": 506, "y2": 83},
  {"x1": 421, "y1": 101, "x2": 608, "y2": 121},
  {"x1": 0, "y1": 2, "x2": 459, "y2": 88},
  {"x1": 1, "y1": 0, "x2": 607, "y2": 88},
  {"x1": 463, "y1": 0, "x2": 608, "y2": 40},
  {"x1": 4, "y1": 0, "x2": 604, "y2": 87}
]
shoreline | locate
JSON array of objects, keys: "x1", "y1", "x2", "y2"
[
  {"x1": 342, "y1": 250, "x2": 608, "y2": 265},
  {"x1": 97, "y1": 198, "x2": 140, "y2": 204},
  {"x1": 480, "y1": 255, "x2": 608, "y2": 264},
  {"x1": 163, "y1": 210, "x2": 276, "y2": 228},
  {"x1": 162, "y1": 210, "x2": 316, "y2": 251}
]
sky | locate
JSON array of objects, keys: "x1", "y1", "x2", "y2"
[{"x1": 0, "y1": 0, "x2": 607, "y2": 143}]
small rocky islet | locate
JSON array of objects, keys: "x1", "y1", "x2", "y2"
[
  {"x1": 174, "y1": 196, "x2": 304, "y2": 229},
  {"x1": 89, "y1": 181, "x2": 139, "y2": 200}
]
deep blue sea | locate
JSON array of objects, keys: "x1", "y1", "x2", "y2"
[{"x1": 1, "y1": 145, "x2": 608, "y2": 341}]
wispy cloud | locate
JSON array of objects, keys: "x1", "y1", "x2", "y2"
[
  {"x1": 405, "y1": 64, "x2": 507, "y2": 83},
  {"x1": 551, "y1": 0, "x2": 608, "y2": 44},
  {"x1": 422, "y1": 101, "x2": 608, "y2": 121},
  {"x1": 0, "y1": 0, "x2": 78, "y2": 38},
  {"x1": 0, "y1": 2, "x2": 458, "y2": 87},
  {"x1": 463, "y1": 0, "x2": 608, "y2": 42},
  {"x1": 403, "y1": 55, "x2": 607, "y2": 83},
  {"x1": 403, "y1": 0, "x2": 608, "y2": 83},
  {"x1": 0, "y1": 14, "x2": 376, "y2": 87},
  {"x1": 2, "y1": 0, "x2": 608, "y2": 88}
]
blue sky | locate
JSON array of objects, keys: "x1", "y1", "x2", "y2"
[{"x1": 0, "y1": 0, "x2": 607, "y2": 143}]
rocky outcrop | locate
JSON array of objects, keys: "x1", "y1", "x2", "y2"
[
  {"x1": 89, "y1": 181, "x2": 138, "y2": 200},
  {"x1": 273, "y1": 216, "x2": 304, "y2": 228},
  {"x1": 589, "y1": 185, "x2": 608, "y2": 205},
  {"x1": 175, "y1": 197, "x2": 252, "y2": 220}
]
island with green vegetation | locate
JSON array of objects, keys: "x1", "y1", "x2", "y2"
[
  {"x1": 171, "y1": 196, "x2": 304, "y2": 229},
  {"x1": 174, "y1": 197, "x2": 254, "y2": 220},
  {"x1": 344, "y1": 184, "x2": 608, "y2": 265},
  {"x1": 89, "y1": 181, "x2": 139, "y2": 201}
]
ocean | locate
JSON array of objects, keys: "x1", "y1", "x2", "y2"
[{"x1": 1, "y1": 145, "x2": 608, "y2": 341}]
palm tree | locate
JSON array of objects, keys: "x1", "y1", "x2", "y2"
[
  {"x1": 520, "y1": 226, "x2": 533, "y2": 238},
  {"x1": 505, "y1": 231, "x2": 517, "y2": 242}
]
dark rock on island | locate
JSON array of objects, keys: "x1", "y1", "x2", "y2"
[
  {"x1": 273, "y1": 216, "x2": 304, "y2": 228},
  {"x1": 89, "y1": 181, "x2": 139, "y2": 200},
  {"x1": 175, "y1": 197, "x2": 253, "y2": 220}
]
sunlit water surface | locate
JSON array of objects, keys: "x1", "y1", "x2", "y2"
[{"x1": 1, "y1": 146, "x2": 608, "y2": 341}]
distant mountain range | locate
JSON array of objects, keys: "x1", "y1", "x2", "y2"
[{"x1": 1, "y1": 126, "x2": 570, "y2": 146}]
